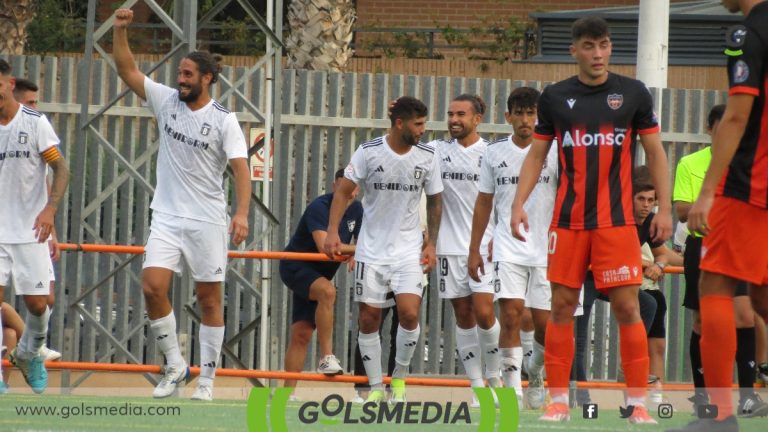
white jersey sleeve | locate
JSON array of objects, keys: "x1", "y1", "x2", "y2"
[
  {"x1": 35, "y1": 114, "x2": 60, "y2": 154},
  {"x1": 345, "y1": 145, "x2": 367, "y2": 185},
  {"x1": 424, "y1": 146, "x2": 443, "y2": 196},
  {"x1": 143, "y1": 76, "x2": 176, "y2": 114},
  {"x1": 221, "y1": 113, "x2": 248, "y2": 160}
]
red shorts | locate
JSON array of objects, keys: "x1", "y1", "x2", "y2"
[
  {"x1": 547, "y1": 225, "x2": 643, "y2": 290},
  {"x1": 701, "y1": 196, "x2": 768, "y2": 285}
]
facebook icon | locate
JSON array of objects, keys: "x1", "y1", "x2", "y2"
[{"x1": 583, "y1": 403, "x2": 599, "y2": 419}]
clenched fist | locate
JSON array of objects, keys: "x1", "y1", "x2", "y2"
[{"x1": 114, "y1": 8, "x2": 134, "y2": 28}]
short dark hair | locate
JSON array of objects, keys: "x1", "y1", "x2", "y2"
[
  {"x1": 184, "y1": 51, "x2": 223, "y2": 85},
  {"x1": 389, "y1": 96, "x2": 428, "y2": 126},
  {"x1": 334, "y1": 168, "x2": 345, "y2": 180},
  {"x1": 707, "y1": 104, "x2": 726, "y2": 130},
  {"x1": 633, "y1": 165, "x2": 655, "y2": 196},
  {"x1": 572, "y1": 16, "x2": 611, "y2": 41},
  {"x1": 0, "y1": 59, "x2": 11, "y2": 76},
  {"x1": 14, "y1": 77, "x2": 38, "y2": 93},
  {"x1": 452, "y1": 94, "x2": 486, "y2": 115},
  {"x1": 506, "y1": 87, "x2": 540, "y2": 113}
]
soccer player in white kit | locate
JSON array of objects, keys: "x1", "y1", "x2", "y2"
[
  {"x1": 431, "y1": 95, "x2": 499, "y2": 400},
  {"x1": 324, "y1": 96, "x2": 443, "y2": 403},
  {"x1": 469, "y1": 87, "x2": 558, "y2": 408},
  {"x1": 112, "y1": 9, "x2": 252, "y2": 401},
  {"x1": 0, "y1": 59, "x2": 70, "y2": 394}
]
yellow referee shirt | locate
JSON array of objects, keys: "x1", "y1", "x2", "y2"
[{"x1": 673, "y1": 146, "x2": 711, "y2": 237}]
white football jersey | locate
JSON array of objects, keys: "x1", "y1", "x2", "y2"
[
  {"x1": 0, "y1": 106, "x2": 59, "y2": 243},
  {"x1": 479, "y1": 136, "x2": 558, "y2": 266},
  {"x1": 345, "y1": 135, "x2": 443, "y2": 265},
  {"x1": 433, "y1": 138, "x2": 494, "y2": 255},
  {"x1": 144, "y1": 77, "x2": 248, "y2": 225}
]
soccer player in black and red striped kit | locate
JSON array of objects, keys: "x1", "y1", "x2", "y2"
[
  {"x1": 678, "y1": 1, "x2": 768, "y2": 431},
  {"x1": 510, "y1": 17, "x2": 672, "y2": 423}
]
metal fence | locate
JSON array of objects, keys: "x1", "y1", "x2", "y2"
[{"x1": 1, "y1": 54, "x2": 726, "y2": 387}]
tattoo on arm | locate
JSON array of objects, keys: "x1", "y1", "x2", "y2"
[
  {"x1": 47, "y1": 158, "x2": 70, "y2": 210},
  {"x1": 426, "y1": 193, "x2": 442, "y2": 245}
]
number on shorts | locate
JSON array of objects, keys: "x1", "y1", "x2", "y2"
[
  {"x1": 355, "y1": 262, "x2": 365, "y2": 280},
  {"x1": 493, "y1": 263, "x2": 501, "y2": 293},
  {"x1": 548, "y1": 231, "x2": 558, "y2": 255},
  {"x1": 439, "y1": 278, "x2": 446, "y2": 292},
  {"x1": 440, "y1": 257, "x2": 449, "y2": 276}
]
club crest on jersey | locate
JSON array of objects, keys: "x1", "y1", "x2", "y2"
[
  {"x1": 200, "y1": 123, "x2": 211, "y2": 136},
  {"x1": 18, "y1": 132, "x2": 28, "y2": 145},
  {"x1": 733, "y1": 60, "x2": 749, "y2": 84},
  {"x1": 347, "y1": 220, "x2": 356, "y2": 233},
  {"x1": 607, "y1": 94, "x2": 623, "y2": 110},
  {"x1": 414, "y1": 166, "x2": 424, "y2": 179}
]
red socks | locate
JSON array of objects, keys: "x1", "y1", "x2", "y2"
[
  {"x1": 700, "y1": 295, "x2": 737, "y2": 420},
  {"x1": 544, "y1": 321, "x2": 575, "y2": 402}
]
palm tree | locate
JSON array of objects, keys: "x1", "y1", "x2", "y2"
[
  {"x1": 285, "y1": 0, "x2": 356, "y2": 71},
  {"x1": 0, "y1": 0, "x2": 36, "y2": 54}
]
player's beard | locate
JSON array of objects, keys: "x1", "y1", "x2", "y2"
[
  {"x1": 449, "y1": 124, "x2": 471, "y2": 141},
  {"x1": 402, "y1": 129, "x2": 419, "y2": 146},
  {"x1": 178, "y1": 82, "x2": 203, "y2": 103}
]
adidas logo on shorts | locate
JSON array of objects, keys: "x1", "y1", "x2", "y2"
[
  {"x1": 35, "y1": 282, "x2": 44, "y2": 289},
  {"x1": 215, "y1": 267, "x2": 223, "y2": 275}
]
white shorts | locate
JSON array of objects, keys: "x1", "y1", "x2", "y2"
[
  {"x1": 354, "y1": 260, "x2": 423, "y2": 308},
  {"x1": 0, "y1": 243, "x2": 51, "y2": 295},
  {"x1": 437, "y1": 255, "x2": 495, "y2": 299},
  {"x1": 143, "y1": 212, "x2": 228, "y2": 282},
  {"x1": 493, "y1": 261, "x2": 583, "y2": 315}
]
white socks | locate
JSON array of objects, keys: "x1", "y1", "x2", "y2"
[
  {"x1": 455, "y1": 326, "x2": 484, "y2": 387},
  {"x1": 18, "y1": 306, "x2": 50, "y2": 358},
  {"x1": 198, "y1": 324, "x2": 224, "y2": 387},
  {"x1": 530, "y1": 340, "x2": 545, "y2": 375},
  {"x1": 501, "y1": 347, "x2": 523, "y2": 396},
  {"x1": 521, "y1": 330, "x2": 534, "y2": 368},
  {"x1": 149, "y1": 311, "x2": 185, "y2": 367},
  {"x1": 392, "y1": 324, "x2": 420, "y2": 379},
  {"x1": 358, "y1": 331, "x2": 383, "y2": 388},
  {"x1": 478, "y1": 319, "x2": 501, "y2": 379}
]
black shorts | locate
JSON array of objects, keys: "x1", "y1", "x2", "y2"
[
  {"x1": 280, "y1": 260, "x2": 326, "y2": 326},
  {"x1": 645, "y1": 289, "x2": 667, "y2": 339},
  {"x1": 683, "y1": 236, "x2": 748, "y2": 311}
]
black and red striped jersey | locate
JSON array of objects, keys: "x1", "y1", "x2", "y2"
[
  {"x1": 534, "y1": 73, "x2": 659, "y2": 230},
  {"x1": 719, "y1": 2, "x2": 768, "y2": 208}
]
